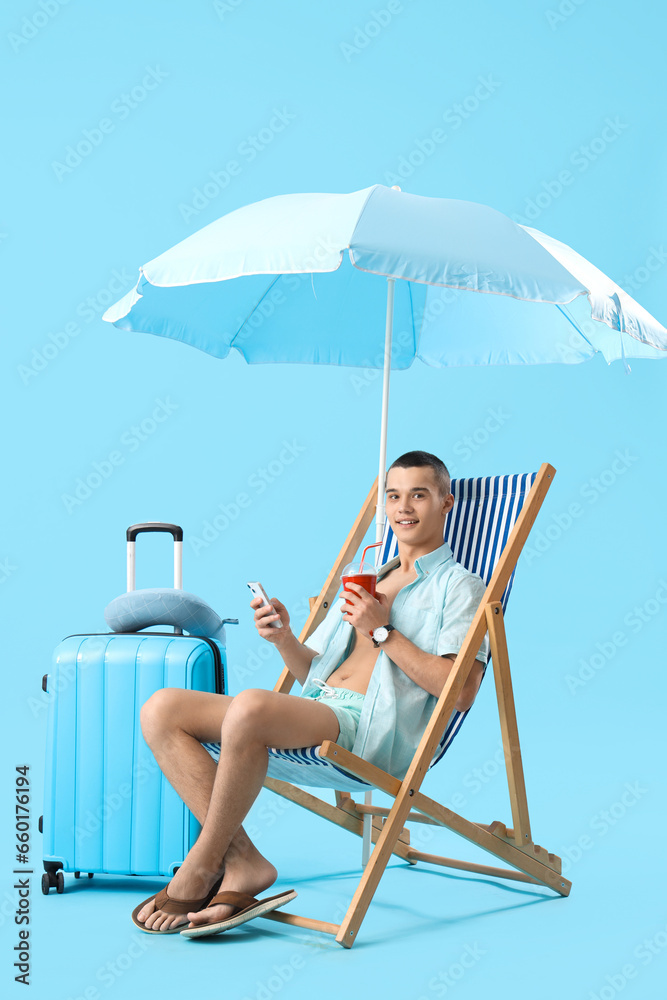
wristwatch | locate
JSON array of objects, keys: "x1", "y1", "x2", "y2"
[{"x1": 370, "y1": 624, "x2": 395, "y2": 648}]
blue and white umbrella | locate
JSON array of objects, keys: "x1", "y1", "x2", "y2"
[{"x1": 104, "y1": 184, "x2": 667, "y2": 539}]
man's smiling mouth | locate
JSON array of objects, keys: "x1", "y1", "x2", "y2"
[{"x1": 396, "y1": 519, "x2": 419, "y2": 525}]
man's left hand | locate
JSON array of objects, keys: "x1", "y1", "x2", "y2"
[{"x1": 340, "y1": 583, "x2": 390, "y2": 638}]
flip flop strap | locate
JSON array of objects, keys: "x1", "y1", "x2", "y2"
[
  {"x1": 207, "y1": 890, "x2": 258, "y2": 911},
  {"x1": 152, "y1": 885, "x2": 218, "y2": 916}
]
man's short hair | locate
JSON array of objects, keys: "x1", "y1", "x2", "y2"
[{"x1": 386, "y1": 451, "x2": 451, "y2": 498}]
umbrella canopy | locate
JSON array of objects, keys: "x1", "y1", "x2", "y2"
[
  {"x1": 104, "y1": 184, "x2": 667, "y2": 543},
  {"x1": 104, "y1": 184, "x2": 667, "y2": 368}
]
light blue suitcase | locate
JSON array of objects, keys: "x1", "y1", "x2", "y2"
[{"x1": 40, "y1": 523, "x2": 228, "y2": 894}]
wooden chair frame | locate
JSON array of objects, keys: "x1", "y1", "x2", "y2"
[{"x1": 260, "y1": 462, "x2": 570, "y2": 948}]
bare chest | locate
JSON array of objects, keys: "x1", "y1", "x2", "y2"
[
  {"x1": 376, "y1": 567, "x2": 416, "y2": 612},
  {"x1": 324, "y1": 567, "x2": 416, "y2": 690}
]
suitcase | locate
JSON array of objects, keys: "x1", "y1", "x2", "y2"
[{"x1": 40, "y1": 523, "x2": 228, "y2": 895}]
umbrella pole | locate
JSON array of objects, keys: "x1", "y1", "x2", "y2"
[
  {"x1": 375, "y1": 277, "x2": 395, "y2": 544},
  {"x1": 362, "y1": 277, "x2": 395, "y2": 869}
]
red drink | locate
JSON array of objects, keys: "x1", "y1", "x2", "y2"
[{"x1": 342, "y1": 573, "x2": 377, "y2": 605}]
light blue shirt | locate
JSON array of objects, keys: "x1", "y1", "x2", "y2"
[{"x1": 302, "y1": 541, "x2": 489, "y2": 780}]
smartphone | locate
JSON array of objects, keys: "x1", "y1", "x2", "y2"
[{"x1": 247, "y1": 581, "x2": 283, "y2": 628}]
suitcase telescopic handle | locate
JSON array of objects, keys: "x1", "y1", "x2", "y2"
[{"x1": 126, "y1": 523, "x2": 183, "y2": 592}]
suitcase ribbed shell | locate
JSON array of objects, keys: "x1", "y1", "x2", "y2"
[{"x1": 42, "y1": 632, "x2": 225, "y2": 877}]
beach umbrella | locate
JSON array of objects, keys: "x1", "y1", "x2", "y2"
[{"x1": 104, "y1": 184, "x2": 667, "y2": 542}]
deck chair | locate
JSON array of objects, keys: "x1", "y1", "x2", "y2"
[{"x1": 203, "y1": 462, "x2": 570, "y2": 948}]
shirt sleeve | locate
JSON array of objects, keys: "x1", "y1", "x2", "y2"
[
  {"x1": 303, "y1": 598, "x2": 344, "y2": 654},
  {"x1": 436, "y1": 571, "x2": 489, "y2": 664}
]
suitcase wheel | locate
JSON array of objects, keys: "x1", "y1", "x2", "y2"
[
  {"x1": 88, "y1": 872, "x2": 94, "y2": 879},
  {"x1": 41, "y1": 869, "x2": 63, "y2": 894},
  {"x1": 74, "y1": 871, "x2": 80, "y2": 878}
]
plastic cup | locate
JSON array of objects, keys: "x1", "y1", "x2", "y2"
[{"x1": 341, "y1": 562, "x2": 377, "y2": 605}]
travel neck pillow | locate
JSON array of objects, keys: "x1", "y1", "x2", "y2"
[{"x1": 104, "y1": 588, "x2": 238, "y2": 642}]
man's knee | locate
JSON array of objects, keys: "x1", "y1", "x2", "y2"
[
  {"x1": 223, "y1": 688, "x2": 272, "y2": 738},
  {"x1": 140, "y1": 687, "x2": 187, "y2": 738}
]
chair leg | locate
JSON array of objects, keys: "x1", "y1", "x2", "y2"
[
  {"x1": 336, "y1": 777, "x2": 420, "y2": 947},
  {"x1": 361, "y1": 790, "x2": 373, "y2": 866}
]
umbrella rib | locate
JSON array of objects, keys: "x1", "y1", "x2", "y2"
[
  {"x1": 230, "y1": 274, "x2": 284, "y2": 347},
  {"x1": 409, "y1": 281, "x2": 422, "y2": 356},
  {"x1": 555, "y1": 304, "x2": 598, "y2": 351}
]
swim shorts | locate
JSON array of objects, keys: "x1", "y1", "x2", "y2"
[{"x1": 302, "y1": 678, "x2": 365, "y2": 752}]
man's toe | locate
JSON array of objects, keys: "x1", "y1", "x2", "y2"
[
  {"x1": 186, "y1": 906, "x2": 215, "y2": 926},
  {"x1": 187, "y1": 903, "x2": 233, "y2": 927},
  {"x1": 138, "y1": 897, "x2": 158, "y2": 923}
]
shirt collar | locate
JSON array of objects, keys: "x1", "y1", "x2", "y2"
[{"x1": 377, "y1": 540, "x2": 454, "y2": 580}]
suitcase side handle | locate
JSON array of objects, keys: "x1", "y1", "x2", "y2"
[{"x1": 126, "y1": 523, "x2": 183, "y2": 593}]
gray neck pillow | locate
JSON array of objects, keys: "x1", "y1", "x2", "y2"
[{"x1": 104, "y1": 588, "x2": 238, "y2": 642}]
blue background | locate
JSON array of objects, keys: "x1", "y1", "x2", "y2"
[{"x1": 2, "y1": 1, "x2": 666, "y2": 997}]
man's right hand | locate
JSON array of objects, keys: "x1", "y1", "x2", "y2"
[{"x1": 251, "y1": 595, "x2": 292, "y2": 644}]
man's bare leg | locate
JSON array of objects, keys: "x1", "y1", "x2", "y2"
[
  {"x1": 135, "y1": 686, "x2": 340, "y2": 932},
  {"x1": 136, "y1": 687, "x2": 275, "y2": 930}
]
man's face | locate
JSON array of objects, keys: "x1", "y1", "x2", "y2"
[{"x1": 384, "y1": 466, "x2": 453, "y2": 544}]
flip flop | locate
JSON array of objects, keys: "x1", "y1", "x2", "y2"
[
  {"x1": 180, "y1": 889, "x2": 298, "y2": 938},
  {"x1": 131, "y1": 881, "x2": 221, "y2": 934}
]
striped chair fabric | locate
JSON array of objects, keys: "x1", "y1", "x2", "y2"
[{"x1": 203, "y1": 473, "x2": 537, "y2": 790}]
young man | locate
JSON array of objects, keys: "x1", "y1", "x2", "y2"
[{"x1": 132, "y1": 451, "x2": 488, "y2": 936}]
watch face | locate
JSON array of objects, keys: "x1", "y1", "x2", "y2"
[{"x1": 374, "y1": 626, "x2": 389, "y2": 642}]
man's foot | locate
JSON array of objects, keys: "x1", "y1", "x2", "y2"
[
  {"x1": 184, "y1": 847, "x2": 277, "y2": 930},
  {"x1": 134, "y1": 865, "x2": 224, "y2": 933}
]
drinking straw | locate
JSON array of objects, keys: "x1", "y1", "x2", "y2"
[{"x1": 360, "y1": 541, "x2": 382, "y2": 573}]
